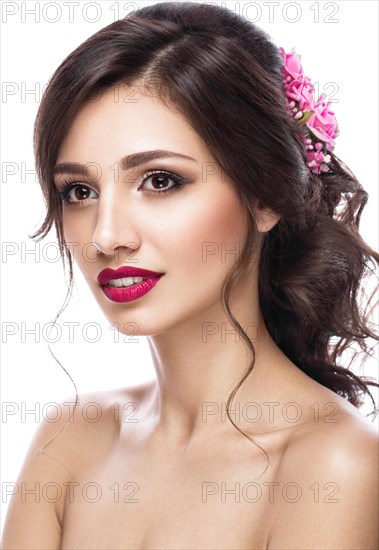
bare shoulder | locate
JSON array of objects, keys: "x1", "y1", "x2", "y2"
[
  {"x1": 34, "y1": 381, "x2": 154, "y2": 476},
  {"x1": 1, "y1": 383, "x2": 154, "y2": 549},
  {"x1": 53, "y1": 381, "x2": 155, "y2": 462},
  {"x1": 284, "y1": 391, "x2": 378, "y2": 459},
  {"x1": 268, "y1": 401, "x2": 379, "y2": 549}
]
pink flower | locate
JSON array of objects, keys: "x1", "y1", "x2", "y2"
[
  {"x1": 285, "y1": 79, "x2": 312, "y2": 104},
  {"x1": 285, "y1": 79, "x2": 315, "y2": 117},
  {"x1": 306, "y1": 149, "x2": 331, "y2": 174},
  {"x1": 279, "y1": 47, "x2": 304, "y2": 80},
  {"x1": 297, "y1": 82, "x2": 315, "y2": 113},
  {"x1": 306, "y1": 96, "x2": 339, "y2": 148},
  {"x1": 279, "y1": 46, "x2": 339, "y2": 173}
]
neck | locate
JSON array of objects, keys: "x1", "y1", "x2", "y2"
[{"x1": 144, "y1": 287, "x2": 297, "y2": 444}]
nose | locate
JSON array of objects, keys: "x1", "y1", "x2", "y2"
[{"x1": 92, "y1": 186, "x2": 140, "y2": 258}]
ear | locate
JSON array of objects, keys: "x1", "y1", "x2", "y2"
[{"x1": 254, "y1": 203, "x2": 281, "y2": 233}]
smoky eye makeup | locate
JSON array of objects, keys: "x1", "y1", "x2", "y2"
[{"x1": 54, "y1": 167, "x2": 196, "y2": 206}]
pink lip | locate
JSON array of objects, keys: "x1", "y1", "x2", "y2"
[
  {"x1": 97, "y1": 266, "x2": 163, "y2": 285},
  {"x1": 97, "y1": 266, "x2": 164, "y2": 304}
]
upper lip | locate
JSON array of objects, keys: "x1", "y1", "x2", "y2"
[{"x1": 97, "y1": 266, "x2": 163, "y2": 285}]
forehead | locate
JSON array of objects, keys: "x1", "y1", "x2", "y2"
[{"x1": 57, "y1": 84, "x2": 210, "y2": 165}]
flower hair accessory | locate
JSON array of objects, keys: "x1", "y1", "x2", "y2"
[{"x1": 279, "y1": 47, "x2": 339, "y2": 175}]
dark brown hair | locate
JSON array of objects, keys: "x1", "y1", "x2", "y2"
[{"x1": 31, "y1": 1, "x2": 378, "y2": 444}]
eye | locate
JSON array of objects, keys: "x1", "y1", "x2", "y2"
[
  {"x1": 57, "y1": 182, "x2": 98, "y2": 206},
  {"x1": 139, "y1": 170, "x2": 186, "y2": 194}
]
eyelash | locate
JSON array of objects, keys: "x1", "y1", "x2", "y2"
[{"x1": 57, "y1": 169, "x2": 189, "y2": 206}]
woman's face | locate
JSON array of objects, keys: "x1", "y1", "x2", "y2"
[{"x1": 54, "y1": 83, "x2": 256, "y2": 336}]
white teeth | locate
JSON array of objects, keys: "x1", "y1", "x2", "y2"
[{"x1": 108, "y1": 277, "x2": 145, "y2": 288}]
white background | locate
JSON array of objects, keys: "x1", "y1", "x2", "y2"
[{"x1": 1, "y1": 0, "x2": 378, "y2": 532}]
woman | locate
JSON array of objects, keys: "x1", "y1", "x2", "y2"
[{"x1": 2, "y1": 2, "x2": 378, "y2": 548}]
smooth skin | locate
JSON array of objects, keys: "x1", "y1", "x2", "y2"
[{"x1": 2, "y1": 83, "x2": 378, "y2": 549}]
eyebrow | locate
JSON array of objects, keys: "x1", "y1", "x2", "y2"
[{"x1": 53, "y1": 149, "x2": 197, "y2": 176}]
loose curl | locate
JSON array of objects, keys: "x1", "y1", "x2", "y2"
[{"x1": 31, "y1": 2, "x2": 378, "y2": 449}]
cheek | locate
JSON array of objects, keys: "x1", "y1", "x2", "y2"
[
  {"x1": 62, "y1": 210, "x2": 96, "y2": 270},
  {"x1": 148, "y1": 185, "x2": 249, "y2": 275}
]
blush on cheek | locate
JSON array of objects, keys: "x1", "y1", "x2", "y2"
[
  {"x1": 172, "y1": 186, "x2": 249, "y2": 275},
  {"x1": 204, "y1": 184, "x2": 249, "y2": 240}
]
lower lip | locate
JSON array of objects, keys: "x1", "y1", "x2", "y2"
[{"x1": 101, "y1": 275, "x2": 163, "y2": 303}]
